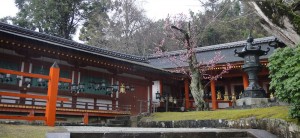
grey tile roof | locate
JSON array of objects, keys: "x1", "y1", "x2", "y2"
[
  {"x1": 148, "y1": 36, "x2": 277, "y2": 69},
  {"x1": 0, "y1": 22, "x2": 173, "y2": 74},
  {"x1": 0, "y1": 22, "x2": 148, "y2": 63},
  {"x1": 0, "y1": 22, "x2": 279, "y2": 72}
]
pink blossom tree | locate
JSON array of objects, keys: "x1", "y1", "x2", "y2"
[{"x1": 155, "y1": 14, "x2": 232, "y2": 111}]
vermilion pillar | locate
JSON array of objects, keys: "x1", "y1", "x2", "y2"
[
  {"x1": 242, "y1": 73, "x2": 249, "y2": 89},
  {"x1": 184, "y1": 79, "x2": 190, "y2": 109},
  {"x1": 45, "y1": 62, "x2": 60, "y2": 126},
  {"x1": 211, "y1": 80, "x2": 217, "y2": 110},
  {"x1": 83, "y1": 113, "x2": 89, "y2": 125}
]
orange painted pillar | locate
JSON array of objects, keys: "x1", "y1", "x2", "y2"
[
  {"x1": 242, "y1": 73, "x2": 249, "y2": 89},
  {"x1": 83, "y1": 113, "x2": 89, "y2": 125},
  {"x1": 159, "y1": 80, "x2": 163, "y2": 107},
  {"x1": 45, "y1": 62, "x2": 60, "y2": 126},
  {"x1": 184, "y1": 79, "x2": 190, "y2": 109},
  {"x1": 211, "y1": 80, "x2": 217, "y2": 110}
]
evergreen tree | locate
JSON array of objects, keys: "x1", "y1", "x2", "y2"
[{"x1": 2, "y1": 0, "x2": 111, "y2": 40}]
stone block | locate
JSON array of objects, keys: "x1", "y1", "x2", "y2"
[{"x1": 236, "y1": 98, "x2": 269, "y2": 106}]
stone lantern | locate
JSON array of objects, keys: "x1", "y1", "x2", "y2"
[{"x1": 234, "y1": 34, "x2": 270, "y2": 98}]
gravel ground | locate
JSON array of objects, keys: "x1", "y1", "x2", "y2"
[{"x1": 60, "y1": 126, "x2": 277, "y2": 138}]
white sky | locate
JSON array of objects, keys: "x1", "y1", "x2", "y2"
[
  {"x1": 0, "y1": 0, "x2": 203, "y2": 20},
  {"x1": 0, "y1": 0, "x2": 203, "y2": 41}
]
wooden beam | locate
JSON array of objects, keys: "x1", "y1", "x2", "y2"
[
  {"x1": 0, "y1": 115, "x2": 45, "y2": 121},
  {"x1": 184, "y1": 79, "x2": 190, "y2": 109},
  {"x1": 0, "y1": 91, "x2": 69, "y2": 102},
  {"x1": 0, "y1": 68, "x2": 71, "y2": 83}
]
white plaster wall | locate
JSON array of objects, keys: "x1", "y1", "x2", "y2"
[
  {"x1": 76, "y1": 97, "x2": 94, "y2": 109},
  {"x1": 0, "y1": 89, "x2": 19, "y2": 104},
  {"x1": 152, "y1": 81, "x2": 160, "y2": 106},
  {"x1": 26, "y1": 92, "x2": 47, "y2": 106},
  {"x1": 96, "y1": 99, "x2": 112, "y2": 110}
]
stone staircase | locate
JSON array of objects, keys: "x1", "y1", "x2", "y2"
[{"x1": 106, "y1": 116, "x2": 130, "y2": 127}]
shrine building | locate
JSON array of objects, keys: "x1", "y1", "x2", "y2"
[{"x1": 0, "y1": 22, "x2": 281, "y2": 124}]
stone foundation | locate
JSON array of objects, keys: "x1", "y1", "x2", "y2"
[
  {"x1": 236, "y1": 98, "x2": 269, "y2": 106},
  {"x1": 138, "y1": 118, "x2": 300, "y2": 138}
]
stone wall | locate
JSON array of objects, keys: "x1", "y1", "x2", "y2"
[{"x1": 138, "y1": 117, "x2": 300, "y2": 138}]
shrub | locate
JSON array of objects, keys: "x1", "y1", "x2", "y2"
[{"x1": 268, "y1": 44, "x2": 300, "y2": 121}]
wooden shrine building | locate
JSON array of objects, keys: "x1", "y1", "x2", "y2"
[{"x1": 0, "y1": 22, "x2": 281, "y2": 124}]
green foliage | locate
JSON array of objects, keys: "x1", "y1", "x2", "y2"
[
  {"x1": 268, "y1": 43, "x2": 300, "y2": 121},
  {"x1": 1, "y1": 0, "x2": 109, "y2": 39},
  {"x1": 191, "y1": 0, "x2": 269, "y2": 46},
  {"x1": 257, "y1": 0, "x2": 300, "y2": 35}
]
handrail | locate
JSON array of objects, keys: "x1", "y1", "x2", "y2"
[
  {"x1": 0, "y1": 97, "x2": 131, "y2": 111},
  {"x1": 0, "y1": 68, "x2": 71, "y2": 83},
  {"x1": 0, "y1": 91, "x2": 69, "y2": 101}
]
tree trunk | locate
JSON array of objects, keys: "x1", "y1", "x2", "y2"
[
  {"x1": 249, "y1": 2, "x2": 300, "y2": 46},
  {"x1": 188, "y1": 52, "x2": 206, "y2": 111}
]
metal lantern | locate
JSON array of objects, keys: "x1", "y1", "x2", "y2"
[
  {"x1": 168, "y1": 96, "x2": 174, "y2": 103},
  {"x1": 112, "y1": 83, "x2": 119, "y2": 92},
  {"x1": 106, "y1": 86, "x2": 113, "y2": 95},
  {"x1": 173, "y1": 98, "x2": 177, "y2": 104},
  {"x1": 71, "y1": 83, "x2": 78, "y2": 93},
  {"x1": 23, "y1": 77, "x2": 32, "y2": 88},
  {"x1": 87, "y1": 81, "x2": 95, "y2": 89},
  {"x1": 94, "y1": 83, "x2": 100, "y2": 91},
  {"x1": 4, "y1": 73, "x2": 12, "y2": 82},
  {"x1": 78, "y1": 83, "x2": 85, "y2": 93},
  {"x1": 130, "y1": 86, "x2": 135, "y2": 92},
  {"x1": 0, "y1": 73, "x2": 4, "y2": 82},
  {"x1": 64, "y1": 82, "x2": 69, "y2": 89},
  {"x1": 58, "y1": 82, "x2": 62, "y2": 89},
  {"x1": 37, "y1": 78, "x2": 46, "y2": 87},
  {"x1": 160, "y1": 96, "x2": 165, "y2": 102},
  {"x1": 120, "y1": 83, "x2": 126, "y2": 93},
  {"x1": 125, "y1": 84, "x2": 130, "y2": 91},
  {"x1": 100, "y1": 80, "x2": 106, "y2": 90},
  {"x1": 234, "y1": 34, "x2": 270, "y2": 98},
  {"x1": 155, "y1": 91, "x2": 160, "y2": 99}
]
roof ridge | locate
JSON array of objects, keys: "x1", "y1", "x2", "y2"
[
  {"x1": 0, "y1": 22, "x2": 148, "y2": 63},
  {"x1": 148, "y1": 36, "x2": 276, "y2": 59}
]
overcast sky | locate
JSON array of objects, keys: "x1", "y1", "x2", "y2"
[
  {"x1": 0, "y1": 0, "x2": 203, "y2": 42},
  {"x1": 0, "y1": 0, "x2": 202, "y2": 20}
]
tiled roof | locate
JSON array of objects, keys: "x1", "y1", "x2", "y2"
[
  {"x1": 0, "y1": 22, "x2": 148, "y2": 63},
  {"x1": 0, "y1": 22, "x2": 279, "y2": 71},
  {"x1": 148, "y1": 36, "x2": 277, "y2": 69}
]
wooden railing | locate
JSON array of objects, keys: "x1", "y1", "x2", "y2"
[
  {"x1": 0, "y1": 63, "x2": 71, "y2": 126},
  {"x1": 0, "y1": 97, "x2": 131, "y2": 112}
]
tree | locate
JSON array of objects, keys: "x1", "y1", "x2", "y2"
[
  {"x1": 248, "y1": 0, "x2": 300, "y2": 46},
  {"x1": 2, "y1": 0, "x2": 109, "y2": 39},
  {"x1": 268, "y1": 44, "x2": 300, "y2": 121},
  {"x1": 79, "y1": 1, "x2": 113, "y2": 45},
  {"x1": 155, "y1": 15, "x2": 232, "y2": 111},
  {"x1": 193, "y1": 0, "x2": 269, "y2": 46},
  {"x1": 80, "y1": 0, "x2": 150, "y2": 55}
]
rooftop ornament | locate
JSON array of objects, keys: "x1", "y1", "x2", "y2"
[{"x1": 234, "y1": 34, "x2": 270, "y2": 98}]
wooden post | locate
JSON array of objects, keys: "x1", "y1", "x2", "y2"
[
  {"x1": 45, "y1": 62, "x2": 60, "y2": 126},
  {"x1": 83, "y1": 113, "x2": 89, "y2": 125},
  {"x1": 242, "y1": 73, "x2": 249, "y2": 89},
  {"x1": 159, "y1": 80, "x2": 163, "y2": 107},
  {"x1": 211, "y1": 80, "x2": 217, "y2": 110},
  {"x1": 184, "y1": 79, "x2": 190, "y2": 109}
]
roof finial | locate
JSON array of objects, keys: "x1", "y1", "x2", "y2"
[
  {"x1": 51, "y1": 61, "x2": 59, "y2": 68},
  {"x1": 247, "y1": 31, "x2": 254, "y2": 43}
]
